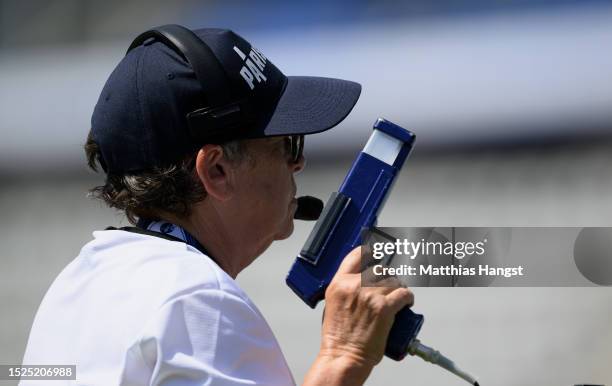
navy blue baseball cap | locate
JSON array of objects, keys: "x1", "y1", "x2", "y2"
[{"x1": 90, "y1": 25, "x2": 361, "y2": 173}]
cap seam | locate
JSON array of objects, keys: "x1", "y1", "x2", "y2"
[
  {"x1": 135, "y1": 47, "x2": 152, "y2": 168},
  {"x1": 196, "y1": 33, "x2": 232, "y2": 107}
]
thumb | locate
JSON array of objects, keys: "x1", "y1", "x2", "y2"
[{"x1": 336, "y1": 246, "x2": 363, "y2": 274}]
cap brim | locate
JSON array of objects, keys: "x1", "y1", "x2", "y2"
[{"x1": 262, "y1": 76, "x2": 361, "y2": 136}]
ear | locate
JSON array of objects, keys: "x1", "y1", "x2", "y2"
[{"x1": 194, "y1": 144, "x2": 236, "y2": 202}]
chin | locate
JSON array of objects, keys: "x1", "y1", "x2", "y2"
[{"x1": 275, "y1": 219, "x2": 295, "y2": 240}]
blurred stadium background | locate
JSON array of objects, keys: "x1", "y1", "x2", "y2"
[{"x1": 1, "y1": 1, "x2": 612, "y2": 385}]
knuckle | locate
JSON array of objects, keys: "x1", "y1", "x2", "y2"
[
  {"x1": 397, "y1": 288, "x2": 414, "y2": 307},
  {"x1": 325, "y1": 281, "x2": 340, "y2": 298},
  {"x1": 404, "y1": 288, "x2": 415, "y2": 303},
  {"x1": 360, "y1": 290, "x2": 375, "y2": 303},
  {"x1": 327, "y1": 277, "x2": 357, "y2": 298},
  {"x1": 361, "y1": 290, "x2": 387, "y2": 313}
]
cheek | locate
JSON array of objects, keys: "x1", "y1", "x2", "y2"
[
  {"x1": 261, "y1": 168, "x2": 292, "y2": 199},
  {"x1": 242, "y1": 178, "x2": 286, "y2": 214},
  {"x1": 237, "y1": 161, "x2": 293, "y2": 220},
  {"x1": 262, "y1": 181, "x2": 290, "y2": 215}
]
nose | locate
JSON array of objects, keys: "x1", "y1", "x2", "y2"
[{"x1": 291, "y1": 155, "x2": 306, "y2": 174}]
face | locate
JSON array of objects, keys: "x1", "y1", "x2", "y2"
[{"x1": 231, "y1": 136, "x2": 305, "y2": 248}]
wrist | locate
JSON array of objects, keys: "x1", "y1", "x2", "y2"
[{"x1": 309, "y1": 350, "x2": 375, "y2": 385}]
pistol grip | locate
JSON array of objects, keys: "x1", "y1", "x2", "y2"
[{"x1": 385, "y1": 307, "x2": 424, "y2": 360}]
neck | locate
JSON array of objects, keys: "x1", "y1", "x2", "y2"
[{"x1": 160, "y1": 203, "x2": 267, "y2": 279}]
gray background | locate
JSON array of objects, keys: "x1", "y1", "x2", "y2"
[
  {"x1": 3, "y1": 147, "x2": 612, "y2": 385},
  {"x1": 2, "y1": 1, "x2": 612, "y2": 385}
]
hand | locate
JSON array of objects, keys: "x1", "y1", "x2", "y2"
[{"x1": 320, "y1": 246, "x2": 414, "y2": 368}]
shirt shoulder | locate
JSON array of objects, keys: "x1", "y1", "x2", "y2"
[
  {"x1": 82, "y1": 229, "x2": 247, "y2": 301},
  {"x1": 22, "y1": 229, "x2": 295, "y2": 385},
  {"x1": 121, "y1": 287, "x2": 295, "y2": 386},
  {"x1": 83, "y1": 231, "x2": 294, "y2": 385}
]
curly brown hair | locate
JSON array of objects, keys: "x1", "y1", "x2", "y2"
[{"x1": 84, "y1": 131, "x2": 247, "y2": 224}]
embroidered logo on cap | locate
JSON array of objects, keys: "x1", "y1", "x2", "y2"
[{"x1": 233, "y1": 46, "x2": 267, "y2": 90}]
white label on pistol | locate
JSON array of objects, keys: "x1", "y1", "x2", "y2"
[{"x1": 363, "y1": 129, "x2": 402, "y2": 166}]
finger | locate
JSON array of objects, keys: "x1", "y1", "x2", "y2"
[
  {"x1": 385, "y1": 287, "x2": 414, "y2": 313},
  {"x1": 362, "y1": 266, "x2": 401, "y2": 286},
  {"x1": 336, "y1": 246, "x2": 363, "y2": 274},
  {"x1": 370, "y1": 275, "x2": 403, "y2": 289},
  {"x1": 360, "y1": 277, "x2": 403, "y2": 298}
]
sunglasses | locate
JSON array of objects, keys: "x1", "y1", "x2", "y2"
[{"x1": 285, "y1": 135, "x2": 304, "y2": 164}]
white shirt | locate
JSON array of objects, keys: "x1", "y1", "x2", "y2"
[{"x1": 21, "y1": 229, "x2": 295, "y2": 386}]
